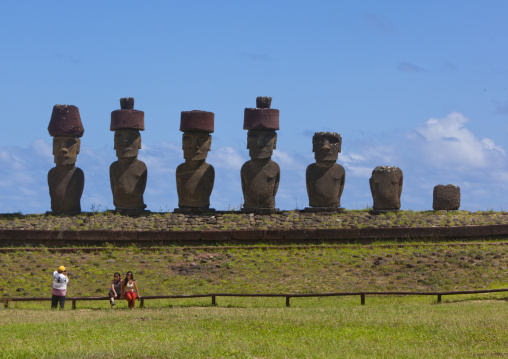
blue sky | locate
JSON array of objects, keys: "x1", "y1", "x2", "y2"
[{"x1": 1, "y1": 1, "x2": 507, "y2": 213}]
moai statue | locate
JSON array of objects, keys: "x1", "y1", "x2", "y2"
[
  {"x1": 47, "y1": 105, "x2": 85, "y2": 214},
  {"x1": 433, "y1": 184, "x2": 460, "y2": 211},
  {"x1": 241, "y1": 96, "x2": 280, "y2": 214},
  {"x1": 175, "y1": 110, "x2": 215, "y2": 213},
  {"x1": 305, "y1": 132, "x2": 346, "y2": 212},
  {"x1": 110, "y1": 98, "x2": 147, "y2": 214},
  {"x1": 369, "y1": 166, "x2": 403, "y2": 212}
]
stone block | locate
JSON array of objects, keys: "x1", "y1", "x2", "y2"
[{"x1": 433, "y1": 184, "x2": 460, "y2": 210}]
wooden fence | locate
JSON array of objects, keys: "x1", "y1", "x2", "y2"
[{"x1": 1, "y1": 288, "x2": 507, "y2": 309}]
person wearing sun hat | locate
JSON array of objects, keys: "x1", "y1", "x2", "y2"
[{"x1": 51, "y1": 265, "x2": 69, "y2": 309}]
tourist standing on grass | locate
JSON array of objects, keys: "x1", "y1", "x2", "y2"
[
  {"x1": 122, "y1": 271, "x2": 140, "y2": 309},
  {"x1": 51, "y1": 265, "x2": 68, "y2": 309},
  {"x1": 109, "y1": 272, "x2": 122, "y2": 308}
]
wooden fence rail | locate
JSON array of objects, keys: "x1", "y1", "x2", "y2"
[{"x1": 1, "y1": 288, "x2": 507, "y2": 309}]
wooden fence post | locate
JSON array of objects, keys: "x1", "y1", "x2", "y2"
[
  {"x1": 212, "y1": 295, "x2": 216, "y2": 306},
  {"x1": 72, "y1": 299, "x2": 76, "y2": 310},
  {"x1": 140, "y1": 298, "x2": 144, "y2": 308},
  {"x1": 286, "y1": 296, "x2": 290, "y2": 307},
  {"x1": 437, "y1": 294, "x2": 442, "y2": 303},
  {"x1": 361, "y1": 293, "x2": 365, "y2": 305},
  {"x1": 3, "y1": 300, "x2": 7, "y2": 309}
]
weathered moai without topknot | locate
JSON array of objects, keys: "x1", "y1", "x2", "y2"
[
  {"x1": 305, "y1": 131, "x2": 346, "y2": 212},
  {"x1": 433, "y1": 184, "x2": 460, "y2": 210},
  {"x1": 369, "y1": 166, "x2": 403, "y2": 212}
]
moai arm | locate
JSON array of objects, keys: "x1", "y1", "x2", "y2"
[
  {"x1": 48, "y1": 169, "x2": 54, "y2": 199},
  {"x1": 241, "y1": 165, "x2": 246, "y2": 200},
  {"x1": 273, "y1": 164, "x2": 280, "y2": 198},
  {"x1": 339, "y1": 170, "x2": 346, "y2": 201},
  {"x1": 305, "y1": 166, "x2": 311, "y2": 200},
  {"x1": 75, "y1": 168, "x2": 85, "y2": 202},
  {"x1": 109, "y1": 164, "x2": 115, "y2": 203},
  {"x1": 207, "y1": 165, "x2": 215, "y2": 200},
  {"x1": 137, "y1": 164, "x2": 148, "y2": 197},
  {"x1": 398, "y1": 172, "x2": 403, "y2": 199}
]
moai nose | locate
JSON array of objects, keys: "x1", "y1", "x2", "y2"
[{"x1": 321, "y1": 140, "x2": 331, "y2": 150}]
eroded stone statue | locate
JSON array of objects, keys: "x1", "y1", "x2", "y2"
[
  {"x1": 48, "y1": 105, "x2": 85, "y2": 214},
  {"x1": 175, "y1": 110, "x2": 215, "y2": 212},
  {"x1": 369, "y1": 166, "x2": 403, "y2": 211},
  {"x1": 110, "y1": 98, "x2": 147, "y2": 213},
  {"x1": 433, "y1": 184, "x2": 460, "y2": 211},
  {"x1": 305, "y1": 132, "x2": 345, "y2": 211},
  {"x1": 241, "y1": 97, "x2": 280, "y2": 214}
]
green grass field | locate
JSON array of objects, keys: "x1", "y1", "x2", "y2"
[
  {"x1": 1, "y1": 240, "x2": 507, "y2": 358},
  {"x1": 1, "y1": 297, "x2": 507, "y2": 358}
]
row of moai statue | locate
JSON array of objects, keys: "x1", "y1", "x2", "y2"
[{"x1": 47, "y1": 97, "x2": 461, "y2": 215}]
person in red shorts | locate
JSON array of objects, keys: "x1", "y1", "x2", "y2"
[{"x1": 122, "y1": 271, "x2": 140, "y2": 309}]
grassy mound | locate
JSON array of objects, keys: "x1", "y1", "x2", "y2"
[{"x1": 1, "y1": 242, "x2": 506, "y2": 299}]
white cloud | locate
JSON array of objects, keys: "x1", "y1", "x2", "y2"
[
  {"x1": 208, "y1": 146, "x2": 245, "y2": 170},
  {"x1": 338, "y1": 153, "x2": 372, "y2": 178},
  {"x1": 31, "y1": 139, "x2": 52, "y2": 158},
  {"x1": 0, "y1": 149, "x2": 27, "y2": 170},
  {"x1": 272, "y1": 150, "x2": 305, "y2": 170},
  {"x1": 408, "y1": 112, "x2": 505, "y2": 170}
]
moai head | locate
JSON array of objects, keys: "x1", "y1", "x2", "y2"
[
  {"x1": 114, "y1": 129, "x2": 141, "y2": 158},
  {"x1": 369, "y1": 166, "x2": 403, "y2": 210},
  {"x1": 433, "y1": 184, "x2": 460, "y2": 210},
  {"x1": 48, "y1": 105, "x2": 84, "y2": 167},
  {"x1": 53, "y1": 136, "x2": 80, "y2": 166},
  {"x1": 110, "y1": 97, "x2": 144, "y2": 158},
  {"x1": 180, "y1": 110, "x2": 214, "y2": 161},
  {"x1": 247, "y1": 130, "x2": 277, "y2": 159},
  {"x1": 313, "y1": 132, "x2": 342, "y2": 165},
  {"x1": 244, "y1": 96, "x2": 279, "y2": 160}
]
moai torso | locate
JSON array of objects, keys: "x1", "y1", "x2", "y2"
[
  {"x1": 369, "y1": 166, "x2": 403, "y2": 210},
  {"x1": 109, "y1": 99, "x2": 147, "y2": 211},
  {"x1": 176, "y1": 111, "x2": 215, "y2": 210},
  {"x1": 48, "y1": 165, "x2": 84, "y2": 213},
  {"x1": 47, "y1": 105, "x2": 85, "y2": 214},
  {"x1": 241, "y1": 159, "x2": 280, "y2": 209},
  {"x1": 306, "y1": 163, "x2": 345, "y2": 207},
  {"x1": 110, "y1": 158, "x2": 147, "y2": 209},
  {"x1": 176, "y1": 161, "x2": 214, "y2": 208},
  {"x1": 306, "y1": 132, "x2": 345, "y2": 208}
]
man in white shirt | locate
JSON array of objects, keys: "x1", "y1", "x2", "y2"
[{"x1": 52, "y1": 265, "x2": 69, "y2": 309}]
